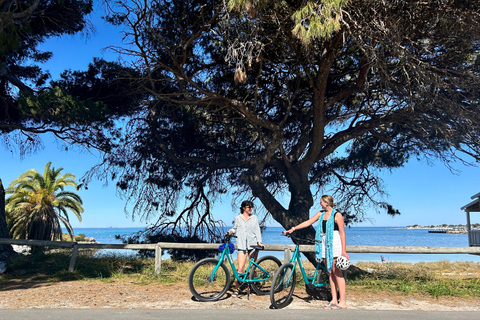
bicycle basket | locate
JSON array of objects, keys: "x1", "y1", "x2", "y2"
[{"x1": 218, "y1": 243, "x2": 235, "y2": 253}]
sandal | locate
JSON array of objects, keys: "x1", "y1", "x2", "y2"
[{"x1": 232, "y1": 289, "x2": 241, "y2": 298}]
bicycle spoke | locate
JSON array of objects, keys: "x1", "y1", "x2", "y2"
[
  {"x1": 249, "y1": 256, "x2": 281, "y2": 295},
  {"x1": 188, "y1": 258, "x2": 230, "y2": 302}
]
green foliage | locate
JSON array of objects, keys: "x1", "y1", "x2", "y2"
[
  {"x1": 226, "y1": 0, "x2": 348, "y2": 44},
  {"x1": 291, "y1": 0, "x2": 346, "y2": 44},
  {"x1": 5, "y1": 162, "x2": 84, "y2": 241},
  {"x1": 350, "y1": 261, "x2": 480, "y2": 298},
  {"x1": 2, "y1": 251, "x2": 192, "y2": 283},
  {"x1": 1, "y1": 1, "x2": 94, "y2": 125},
  {"x1": 75, "y1": 234, "x2": 87, "y2": 242}
]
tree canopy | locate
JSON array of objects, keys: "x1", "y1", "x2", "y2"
[
  {"x1": 0, "y1": 0, "x2": 144, "y2": 154},
  {"x1": 2, "y1": 0, "x2": 480, "y2": 249},
  {"x1": 68, "y1": 0, "x2": 479, "y2": 243}
]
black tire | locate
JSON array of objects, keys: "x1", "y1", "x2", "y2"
[
  {"x1": 305, "y1": 265, "x2": 331, "y2": 300},
  {"x1": 188, "y1": 258, "x2": 231, "y2": 302},
  {"x1": 270, "y1": 263, "x2": 296, "y2": 309},
  {"x1": 249, "y1": 255, "x2": 282, "y2": 295}
]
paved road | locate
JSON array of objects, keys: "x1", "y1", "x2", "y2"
[{"x1": 1, "y1": 309, "x2": 475, "y2": 320}]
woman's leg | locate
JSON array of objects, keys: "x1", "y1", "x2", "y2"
[
  {"x1": 332, "y1": 263, "x2": 347, "y2": 308},
  {"x1": 323, "y1": 258, "x2": 338, "y2": 305},
  {"x1": 248, "y1": 249, "x2": 258, "y2": 262},
  {"x1": 237, "y1": 251, "x2": 248, "y2": 274},
  {"x1": 234, "y1": 251, "x2": 248, "y2": 292}
]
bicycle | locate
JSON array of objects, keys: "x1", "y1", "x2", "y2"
[
  {"x1": 270, "y1": 233, "x2": 335, "y2": 309},
  {"x1": 188, "y1": 234, "x2": 282, "y2": 302}
]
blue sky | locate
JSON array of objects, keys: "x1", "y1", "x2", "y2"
[{"x1": 2, "y1": 3, "x2": 479, "y2": 229}]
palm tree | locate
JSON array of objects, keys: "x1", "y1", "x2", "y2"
[{"x1": 5, "y1": 162, "x2": 84, "y2": 241}]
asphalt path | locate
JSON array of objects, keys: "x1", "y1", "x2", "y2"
[{"x1": 1, "y1": 309, "x2": 476, "y2": 320}]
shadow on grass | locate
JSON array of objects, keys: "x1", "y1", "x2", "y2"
[{"x1": 0, "y1": 250, "x2": 154, "y2": 291}]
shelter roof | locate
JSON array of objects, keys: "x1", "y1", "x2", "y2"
[{"x1": 461, "y1": 193, "x2": 480, "y2": 212}]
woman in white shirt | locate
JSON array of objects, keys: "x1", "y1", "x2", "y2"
[{"x1": 227, "y1": 200, "x2": 264, "y2": 297}]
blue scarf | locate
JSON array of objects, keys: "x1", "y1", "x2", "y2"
[{"x1": 315, "y1": 210, "x2": 335, "y2": 273}]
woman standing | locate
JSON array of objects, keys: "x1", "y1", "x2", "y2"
[
  {"x1": 227, "y1": 200, "x2": 264, "y2": 297},
  {"x1": 284, "y1": 195, "x2": 349, "y2": 309}
]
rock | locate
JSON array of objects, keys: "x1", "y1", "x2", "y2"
[{"x1": 12, "y1": 245, "x2": 31, "y2": 254}]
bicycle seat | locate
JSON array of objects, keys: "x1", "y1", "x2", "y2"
[{"x1": 250, "y1": 245, "x2": 264, "y2": 250}]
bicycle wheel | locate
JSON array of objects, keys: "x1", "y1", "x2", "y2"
[
  {"x1": 249, "y1": 255, "x2": 282, "y2": 295},
  {"x1": 188, "y1": 258, "x2": 231, "y2": 302},
  {"x1": 270, "y1": 263, "x2": 296, "y2": 309},
  {"x1": 306, "y1": 263, "x2": 331, "y2": 300}
]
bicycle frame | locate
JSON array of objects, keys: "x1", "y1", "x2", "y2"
[
  {"x1": 286, "y1": 239, "x2": 329, "y2": 289},
  {"x1": 212, "y1": 240, "x2": 272, "y2": 284}
]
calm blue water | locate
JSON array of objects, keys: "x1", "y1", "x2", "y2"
[{"x1": 69, "y1": 226, "x2": 480, "y2": 264}]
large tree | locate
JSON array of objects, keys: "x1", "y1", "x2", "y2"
[
  {"x1": 3, "y1": 0, "x2": 477, "y2": 256},
  {"x1": 0, "y1": 1, "x2": 145, "y2": 258},
  {"x1": 0, "y1": 1, "x2": 145, "y2": 153},
  {"x1": 0, "y1": 0, "x2": 101, "y2": 258},
  {"x1": 5, "y1": 162, "x2": 84, "y2": 241},
  {"x1": 75, "y1": 0, "x2": 480, "y2": 246},
  {"x1": 81, "y1": 0, "x2": 480, "y2": 246}
]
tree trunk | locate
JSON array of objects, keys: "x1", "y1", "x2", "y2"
[
  {"x1": 242, "y1": 171, "x2": 319, "y2": 264},
  {"x1": 0, "y1": 178, "x2": 15, "y2": 261}
]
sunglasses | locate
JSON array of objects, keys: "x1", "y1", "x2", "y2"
[{"x1": 244, "y1": 206, "x2": 253, "y2": 209}]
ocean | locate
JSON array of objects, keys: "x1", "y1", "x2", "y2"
[{"x1": 70, "y1": 226, "x2": 480, "y2": 264}]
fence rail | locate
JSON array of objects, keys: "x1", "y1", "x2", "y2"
[{"x1": 1, "y1": 238, "x2": 480, "y2": 274}]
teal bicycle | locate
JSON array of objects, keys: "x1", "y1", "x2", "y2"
[
  {"x1": 270, "y1": 233, "x2": 334, "y2": 309},
  {"x1": 188, "y1": 234, "x2": 282, "y2": 302}
]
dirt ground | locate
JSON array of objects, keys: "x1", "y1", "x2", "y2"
[{"x1": 1, "y1": 278, "x2": 479, "y2": 310}]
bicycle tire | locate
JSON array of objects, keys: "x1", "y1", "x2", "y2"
[
  {"x1": 188, "y1": 258, "x2": 231, "y2": 302},
  {"x1": 270, "y1": 263, "x2": 296, "y2": 309},
  {"x1": 249, "y1": 255, "x2": 282, "y2": 295},
  {"x1": 306, "y1": 263, "x2": 331, "y2": 300}
]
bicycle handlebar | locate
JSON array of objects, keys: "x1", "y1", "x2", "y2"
[
  {"x1": 223, "y1": 233, "x2": 237, "y2": 242},
  {"x1": 283, "y1": 233, "x2": 320, "y2": 244}
]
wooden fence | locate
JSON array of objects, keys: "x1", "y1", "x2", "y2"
[{"x1": 1, "y1": 238, "x2": 480, "y2": 274}]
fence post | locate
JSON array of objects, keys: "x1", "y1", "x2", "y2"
[
  {"x1": 155, "y1": 244, "x2": 162, "y2": 274},
  {"x1": 69, "y1": 244, "x2": 79, "y2": 273},
  {"x1": 284, "y1": 247, "x2": 291, "y2": 262}
]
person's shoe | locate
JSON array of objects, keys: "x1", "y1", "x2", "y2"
[{"x1": 232, "y1": 289, "x2": 241, "y2": 298}]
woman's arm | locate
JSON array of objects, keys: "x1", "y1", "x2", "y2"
[
  {"x1": 284, "y1": 211, "x2": 322, "y2": 234},
  {"x1": 227, "y1": 216, "x2": 238, "y2": 235}
]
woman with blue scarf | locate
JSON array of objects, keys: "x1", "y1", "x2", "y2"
[{"x1": 284, "y1": 195, "x2": 349, "y2": 309}]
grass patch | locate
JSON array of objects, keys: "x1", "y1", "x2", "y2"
[{"x1": 349, "y1": 261, "x2": 480, "y2": 298}]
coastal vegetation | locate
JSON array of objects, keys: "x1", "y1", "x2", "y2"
[
  {"x1": 1, "y1": 251, "x2": 479, "y2": 299},
  {"x1": 5, "y1": 162, "x2": 83, "y2": 241}
]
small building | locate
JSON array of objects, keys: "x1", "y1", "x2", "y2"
[{"x1": 461, "y1": 192, "x2": 480, "y2": 246}]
